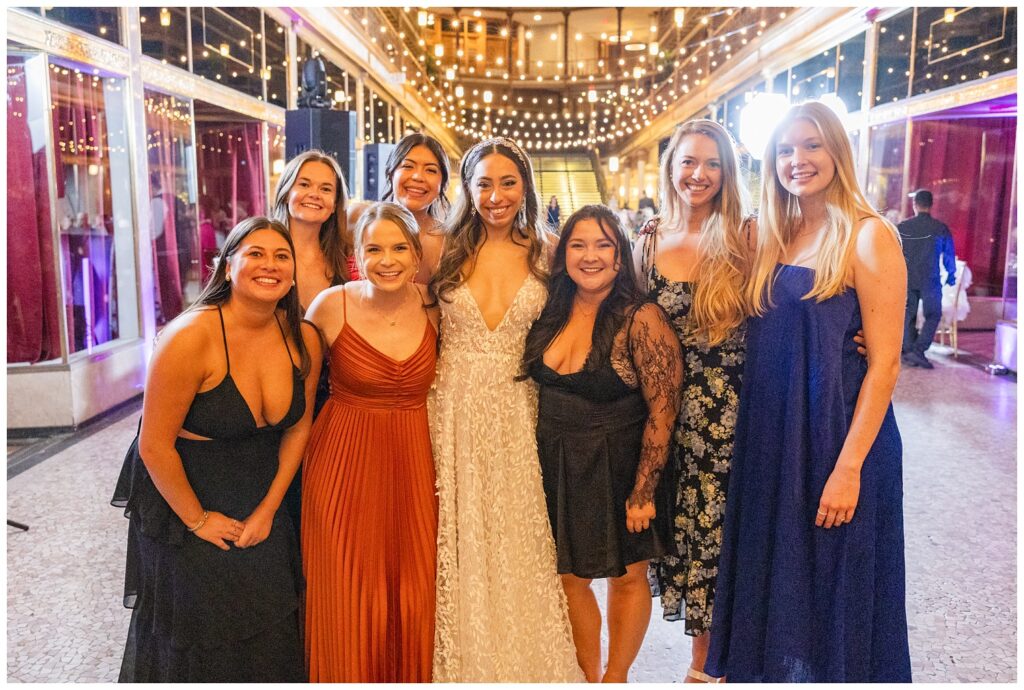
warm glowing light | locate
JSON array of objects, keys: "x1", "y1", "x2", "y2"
[
  {"x1": 417, "y1": 10, "x2": 427, "y2": 26},
  {"x1": 159, "y1": 7, "x2": 171, "y2": 27},
  {"x1": 272, "y1": 158, "x2": 285, "y2": 175},
  {"x1": 434, "y1": 43, "x2": 444, "y2": 57},
  {"x1": 455, "y1": 85, "x2": 464, "y2": 98},
  {"x1": 445, "y1": 67, "x2": 455, "y2": 81},
  {"x1": 219, "y1": 43, "x2": 230, "y2": 56},
  {"x1": 483, "y1": 90, "x2": 493, "y2": 104},
  {"x1": 739, "y1": 91, "x2": 790, "y2": 160},
  {"x1": 944, "y1": 8, "x2": 956, "y2": 22},
  {"x1": 587, "y1": 88, "x2": 598, "y2": 103},
  {"x1": 608, "y1": 156, "x2": 619, "y2": 172},
  {"x1": 649, "y1": 41, "x2": 659, "y2": 56}
]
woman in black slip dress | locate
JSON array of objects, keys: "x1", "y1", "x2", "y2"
[
  {"x1": 112, "y1": 217, "x2": 322, "y2": 682},
  {"x1": 522, "y1": 205, "x2": 683, "y2": 682}
]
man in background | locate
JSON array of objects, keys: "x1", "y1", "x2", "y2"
[{"x1": 898, "y1": 189, "x2": 957, "y2": 369}]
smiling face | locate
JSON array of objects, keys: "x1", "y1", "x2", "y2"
[
  {"x1": 672, "y1": 133, "x2": 723, "y2": 211},
  {"x1": 286, "y1": 160, "x2": 337, "y2": 226},
  {"x1": 774, "y1": 117, "x2": 837, "y2": 200},
  {"x1": 470, "y1": 153, "x2": 524, "y2": 232},
  {"x1": 391, "y1": 144, "x2": 443, "y2": 216},
  {"x1": 226, "y1": 228, "x2": 295, "y2": 303},
  {"x1": 564, "y1": 217, "x2": 620, "y2": 299},
  {"x1": 358, "y1": 218, "x2": 417, "y2": 291}
]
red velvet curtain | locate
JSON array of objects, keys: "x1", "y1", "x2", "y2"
[
  {"x1": 907, "y1": 115, "x2": 1017, "y2": 296},
  {"x1": 196, "y1": 121, "x2": 266, "y2": 227},
  {"x1": 7, "y1": 57, "x2": 61, "y2": 363}
]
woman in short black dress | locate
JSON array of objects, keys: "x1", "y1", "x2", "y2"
[{"x1": 523, "y1": 205, "x2": 682, "y2": 682}]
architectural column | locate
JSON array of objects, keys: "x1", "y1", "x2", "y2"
[{"x1": 354, "y1": 73, "x2": 365, "y2": 198}]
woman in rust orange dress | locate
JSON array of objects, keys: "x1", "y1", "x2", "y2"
[{"x1": 301, "y1": 202, "x2": 439, "y2": 682}]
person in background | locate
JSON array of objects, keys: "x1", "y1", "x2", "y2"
[
  {"x1": 547, "y1": 195, "x2": 561, "y2": 229},
  {"x1": 898, "y1": 188, "x2": 956, "y2": 369},
  {"x1": 350, "y1": 132, "x2": 452, "y2": 284},
  {"x1": 706, "y1": 101, "x2": 910, "y2": 682},
  {"x1": 638, "y1": 190, "x2": 657, "y2": 217},
  {"x1": 525, "y1": 205, "x2": 681, "y2": 682},
  {"x1": 302, "y1": 203, "x2": 439, "y2": 682},
  {"x1": 269, "y1": 150, "x2": 362, "y2": 539},
  {"x1": 113, "y1": 217, "x2": 321, "y2": 682}
]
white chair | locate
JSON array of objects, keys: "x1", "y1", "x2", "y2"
[{"x1": 918, "y1": 258, "x2": 971, "y2": 357}]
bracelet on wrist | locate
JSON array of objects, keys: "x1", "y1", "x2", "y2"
[{"x1": 186, "y1": 510, "x2": 209, "y2": 532}]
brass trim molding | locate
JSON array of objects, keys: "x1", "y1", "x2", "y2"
[
  {"x1": 140, "y1": 58, "x2": 286, "y2": 125},
  {"x1": 8, "y1": 8, "x2": 130, "y2": 74}
]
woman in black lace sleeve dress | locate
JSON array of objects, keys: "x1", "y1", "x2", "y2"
[{"x1": 523, "y1": 205, "x2": 683, "y2": 682}]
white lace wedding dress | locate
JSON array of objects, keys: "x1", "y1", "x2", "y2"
[{"x1": 429, "y1": 275, "x2": 583, "y2": 682}]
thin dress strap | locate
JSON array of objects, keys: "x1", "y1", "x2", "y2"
[
  {"x1": 273, "y1": 311, "x2": 295, "y2": 366},
  {"x1": 640, "y1": 222, "x2": 658, "y2": 292},
  {"x1": 216, "y1": 305, "x2": 230, "y2": 374}
]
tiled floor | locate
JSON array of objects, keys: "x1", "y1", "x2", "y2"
[{"x1": 6, "y1": 343, "x2": 1016, "y2": 682}]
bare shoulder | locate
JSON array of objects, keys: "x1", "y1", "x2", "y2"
[
  {"x1": 852, "y1": 216, "x2": 902, "y2": 257},
  {"x1": 151, "y1": 308, "x2": 218, "y2": 369}
]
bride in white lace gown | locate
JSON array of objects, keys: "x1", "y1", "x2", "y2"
[{"x1": 428, "y1": 138, "x2": 583, "y2": 682}]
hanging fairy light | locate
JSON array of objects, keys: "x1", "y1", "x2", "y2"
[{"x1": 159, "y1": 8, "x2": 171, "y2": 27}]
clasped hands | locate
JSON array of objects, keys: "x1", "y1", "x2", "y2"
[{"x1": 193, "y1": 505, "x2": 274, "y2": 550}]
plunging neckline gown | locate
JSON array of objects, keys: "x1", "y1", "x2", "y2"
[{"x1": 429, "y1": 276, "x2": 583, "y2": 682}]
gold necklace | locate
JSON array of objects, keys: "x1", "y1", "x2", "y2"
[{"x1": 364, "y1": 285, "x2": 416, "y2": 326}]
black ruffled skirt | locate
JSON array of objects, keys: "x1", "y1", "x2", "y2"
[{"x1": 112, "y1": 425, "x2": 305, "y2": 682}]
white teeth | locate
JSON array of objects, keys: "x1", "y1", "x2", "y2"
[{"x1": 254, "y1": 277, "x2": 279, "y2": 285}]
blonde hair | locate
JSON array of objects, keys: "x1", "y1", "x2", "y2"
[
  {"x1": 655, "y1": 119, "x2": 751, "y2": 346},
  {"x1": 747, "y1": 102, "x2": 897, "y2": 315}
]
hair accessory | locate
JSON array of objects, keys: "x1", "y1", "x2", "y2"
[{"x1": 473, "y1": 136, "x2": 529, "y2": 169}]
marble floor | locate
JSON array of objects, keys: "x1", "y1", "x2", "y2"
[{"x1": 6, "y1": 343, "x2": 1016, "y2": 682}]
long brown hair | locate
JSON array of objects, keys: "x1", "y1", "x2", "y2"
[
  {"x1": 270, "y1": 149, "x2": 351, "y2": 284},
  {"x1": 429, "y1": 137, "x2": 548, "y2": 302},
  {"x1": 190, "y1": 216, "x2": 312, "y2": 377},
  {"x1": 654, "y1": 119, "x2": 751, "y2": 346}
]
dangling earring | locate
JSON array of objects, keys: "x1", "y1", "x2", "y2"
[{"x1": 516, "y1": 204, "x2": 528, "y2": 229}]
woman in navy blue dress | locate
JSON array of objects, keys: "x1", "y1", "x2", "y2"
[{"x1": 705, "y1": 102, "x2": 911, "y2": 682}]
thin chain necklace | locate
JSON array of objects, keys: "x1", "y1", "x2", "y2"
[{"x1": 363, "y1": 284, "x2": 416, "y2": 326}]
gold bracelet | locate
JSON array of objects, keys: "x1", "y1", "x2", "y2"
[{"x1": 186, "y1": 510, "x2": 209, "y2": 532}]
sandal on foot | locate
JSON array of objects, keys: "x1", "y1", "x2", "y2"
[{"x1": 686, "y1": 667, "x2": 723, "y2": 683}]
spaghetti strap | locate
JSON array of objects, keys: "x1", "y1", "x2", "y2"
[
  {"x1": 216, "y1": 305, "x2": 230, "y2": 374},
  {"x1": 341, "y1": 287, "x2": 348, "y2": 323},
  {"x1": 273, "y1": 312, "x2": 296, "y2": 366}
]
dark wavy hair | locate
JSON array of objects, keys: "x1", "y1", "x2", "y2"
[
  {"x1": 381, "y1": 132, "x2": 452, "y2": 223},
  {"x1": 270, "y1": 149, "x2": 351, "y2": 284},
  {"x1": 520, "y1": 204, "x2": 646, "y2": 378},
  {"x1": 430, "y1": 137, "x2": 548, "y2": 302},
  {"x1": 190, "y1": 216, "x2": 312, "y2": 378}
]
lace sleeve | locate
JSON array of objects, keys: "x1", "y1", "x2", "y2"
[{"x1": 626, "y1": 303, "x2": 683, "y2": 508}]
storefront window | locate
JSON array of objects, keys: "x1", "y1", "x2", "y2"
[
  {"x1": 864, "y1": 120, "x2": 906, "y2": 219},
  {"x1": 36, "y1": 7, "x2": 122, "y2": 45},
  {"x1": 49, "y1": 57, "x2": 139, "y2": 354},
  {"x1": 874, "y1": 10, "x2": 913, "y2": 105},
  {"x1": 907, "y1": 100, "x2": 1017, "y2": 297},
  {"x1": 139, "y1": 7, "x2": 189, "y2": 66},
  {"x1": 837, "y1": 32, "x2": 865, "y2": 112},
  {"x1": 911, "y1": 6, "x2": 1017, "y2": 97},
  {"x1": 145, "y1": 89, "x2": 200, "y2": 323},
  {"x1": 194, "y1": 101, "x2": 267, "y2": 257},
  {"x1": 191, "y1": 6, "x2": 264, "y2": 100},
  {"x1": 8, "y1": 53, "x2": 61, "y2": 364}
]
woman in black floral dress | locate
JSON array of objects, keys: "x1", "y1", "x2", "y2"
[{"x1": 631, "y1": 120, "x2": 752, "y2": 683}]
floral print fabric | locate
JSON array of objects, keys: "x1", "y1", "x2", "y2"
[{"x1": 646, "y1": 263, "x2": 746, "y2": 636}]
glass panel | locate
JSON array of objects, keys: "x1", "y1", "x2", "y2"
[
  {"x1": 8, "y1": 53, "x2": 62, "y2": 364},
  {"x1": 874, "y1": 10, "x2": 913, "y2": 105},
  {"x1": 837, "y1": 32, "x2": 865, "y2": 113},
  {"x1": 790, "y1": 48, "x2": 836, "y2": 101},
  {"x1": 911, "y1": 7, "x2": 1017, "y2": 97},
  {"x1": 194, "y1": 101, "x2": 267, "y2": 260},
  {"x1": 191, "y1": 7, "x2": 264, "y2": 100},
  {"x1": 268, "y1": 122, "x2": 286, "y2": 197},
  {"x1": 864, "y1": 120, "x2": 906, "y2": 221},
  {"x1": 41, "y1": 7, "x2": 122, "y2": 45},
  {"x1": 139, "y1": 7, "x2": 189, "y2": 66},
  {"x1": 145, "y1": 89, "x2": 200, "y2": 324},
  {"x1": 907, "y1": 108, "x2": 1017, "y2": 297},
  {"x1": 264, "y1": 13, "x2": 288, "y2": 107},
  {"x1": 1002, "y1": 183, "x2": 1017, "y2": 321},
  {"x1": 363, "y1": 84, "x2": 373, "y2": 142},
  {"x1": 49, "y1": 57, "x2": 139, "y2": 355},
  {"x1": 325, "y1": 55, "x2": 352, "y2": 108}
]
